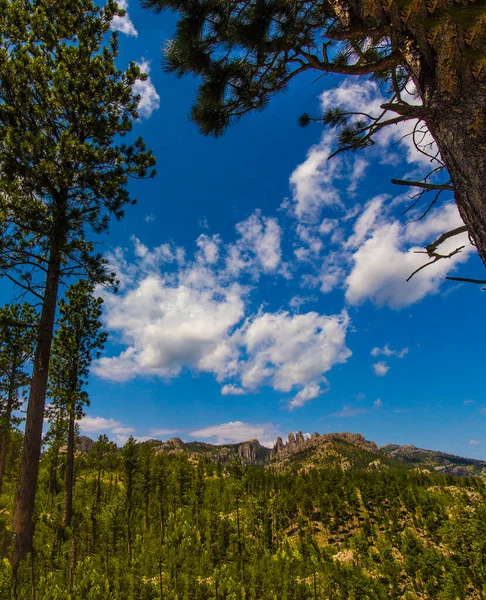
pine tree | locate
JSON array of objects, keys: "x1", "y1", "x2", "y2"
[
  {"x1": 0, "y1": 0, "x2": 156, "y2": 566},
  {"x1": 47, "y1": 281, "x2": 107, "y2": 532},
  {"x1": 123, "y1": 436, "x2": 139, "y2": 566},
  {"x1": 0, "y1": 304, "x2": 36, "y2": 495},
  {"x1": 142, "y1": 0, "x2": 486, "y2": 271}
]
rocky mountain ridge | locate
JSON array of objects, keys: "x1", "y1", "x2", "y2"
[
  {"x1": 77, "y1": 431, "x2": 486, "y2": 477},
  {"x1": 148, "y1": 436, "x2": 272, "y2": 465}
]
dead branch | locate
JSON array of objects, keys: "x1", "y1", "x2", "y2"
[
  {"x1": 425, "y1": 226, "x2": 468, "y2": 255},
  {"x1": 445, "y1": 276, "x2": 486, "y2": 284},
  {"x1": 406, "y1": 246, "x2": 465, "y2": 281},
  {"x1": 391, "y1": 179, "x2": 454, "y2": 192}
]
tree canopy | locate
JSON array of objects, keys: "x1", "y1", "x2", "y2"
[
  {"x1": 142, "y1": 0, "x2": 486, "y2": 272},
  {"x1": 0, "y1": 0, "x2": 156, "y2": 567}
]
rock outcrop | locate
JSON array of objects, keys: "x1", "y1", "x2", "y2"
[
  {"x1": 238, "y1": 439, "x2": 265, "y2": 464},
  {"x1": 76, "y1": 436, "x2": 94, "y2": 453},
  {"x1": 272, "y1": 430, "x2": 310, "y2": 458},
  {"x1": 166, "y1": 437, "x2": 184, "y2": 449},
  {"x1": 271, "y1": 431, "x2": 379, "y2": 464},
  {"x1": 154, "y1": 437, "x2": 271, "y2": 465},
  {"x1": 142, "y1": 430, "x2": 486, "y2": 478}
]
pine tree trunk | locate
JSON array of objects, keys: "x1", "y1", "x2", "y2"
[
  {"x1": 47, "y1": 444, "x2": 60, "y2": 512},
  {"x1": 0, "y1": 363, "x2": 17, "y2": 495},
  {"x1": 426, "y1": 86, "x2": 486, "y2": 267},
  {"x1": 62, "y1": 403, "x2": 75, "y2": 529},
  {"x1": 12, "y1": 232, "x2": 64, "y2": 569},
  {"x1": 387, "y1": 0, "x2": 486, "y2": 268}
]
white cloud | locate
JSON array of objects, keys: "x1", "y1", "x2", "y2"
[
  {"x1": 111, "y1": 0, "x2": 138, "y2": 37},
  {"x1": 319, "y1": 79, "x2": 434, "y2": 167},
  {"x1": 371, "y1": 344, "x2": 408, "y2": 359},
  {"x1": 348, "y1": 158, "x2": 368, "y2": 194},
  {"x1": 289, "y1": 382, "x2": 324, "y2": 410},
  {"x1": 284, "y1": 81, "x2": 475, "y2": 310},
  {"x1": 319, "y1": 218, "x2": 339, "y2": 236},
  {"x1": 227, "y1": 210, "x2": 282, "y2": 276},
  {"x1": 190, "y1": 421, "x2": 279, "y2": 448},
  {"x1": 197, "y1": 234, "x2": 221, "y2": 265},
  {"x1": 80, "y1": 416, "x2": 125, "y2": 433},
  {"x1": 320, "y1": 80, "x2": 384, "y2": 120},
  {"x1": 95, "y1": 229, "x2": 351, "y2": 408},
  {"x1": 469, "y1": 439, "x2": 480, "y2": 446},
  {"x1": 344, "y1": 203, "x2": 473, "y2": 308},
  {"x1": 374, "y1": 398, "x2": 383, "y2": 409},
  {"x1": 464, "y1": 399, "x2": 474, "y2": 405},
  {"x1": 296, "y1": 224, "x2": 323, "y2": 257},
  {"x1": 133, "y1": 61, "x2": 160, "y2": 119},
  {"x1": 80, "y1": 415, "x2": 135, "y2": 445},
  {"x1": 373, "y1": 361, "x2": 390, "y2": 377},
  {"x1": 106, "y1": 237, "x2": 187, "y2": 293},
  {"x1": 145, "y1": 213, "x2": 155, "y2": 223},
  {"x1": 289, "y1": 295, "x2": 317, "y2": 311},
  {"x1": 346, "y1": 195, "x2": 387, "y2": 250},
  {"x1": 94, "y1": 274, "x2": 246, "y2": 381},
  {"x1": 289, "y1": 193, "x2": 472, "y2": 310},
  {"x1": 289, "y1": 132, "x2": 343, "y2": 220},
  {"x1": 221, "y1": 384, "x2": 246, "y2": 396},
  {"x1": 239, "y1": 310, "x2": 350, "y2": 398}
]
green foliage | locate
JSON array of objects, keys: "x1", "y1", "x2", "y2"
[
  {"x1": 0, "y1": 0, "x2": 156, "y2": 565},
  {"x1": 0, "y1": 303, "x2": 37, "y2": 491},
  {"x1": 0, "y1": 0, "x2": 156, "y2": 291},
  {"x1": 1, "y1": 438, "x2": 485, "y2": 598},
  {"x1": 144, "y1": 0, "x2": 339, "y2": 136},
  {"x1": 142, "y1": 0, "x2": 485, "y2": 140},
  {"x1": 0, "y1": 303, "x2": 36, "y2": 428},
  {"x1": 47, "y1": 281, "x2": 107, "y2": 430}
]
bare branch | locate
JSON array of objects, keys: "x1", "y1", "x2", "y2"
[
  {"x1": 406, "y1": 246, "x2": 465, "y2": 282},
  {"x1": 391, "y1": 179, "x2": 454, "y2": 192},
  {"x1": 425, "y1": 226, "x2": 468, "y2": 255},
  {"x1": 446, "y1": 276, "x2": 486, "y2": 285}
]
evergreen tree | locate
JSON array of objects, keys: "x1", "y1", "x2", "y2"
[
  {"x1": 0, "y1": 436, "x2": 484, "y2": 597},
  {"x1": 0, "y1": 0, "x2": 156, "y2": 566},
  {"x1": 47, "y1": 281, "x2": 107, "y2": 532},
  {"x1": 0, "y1": 304, "x2": 36, "y2": 495},
  {"x1": 142, "y1": 0, "x2": 486, "y2": 271},
  {"x1": 122, "y1": 436, "x2": 139, "y2": 567}
]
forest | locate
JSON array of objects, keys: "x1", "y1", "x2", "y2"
[
  {"x1": 0, "y1": 0, "x2": 485, "y2": 597},
  {"x1": 1, "y1": 433, "x2": 486, "y2": 599}
]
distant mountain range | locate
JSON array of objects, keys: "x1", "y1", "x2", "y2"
[{"x1": 77, "y1": 431, "x2": 486, "y2": 478}]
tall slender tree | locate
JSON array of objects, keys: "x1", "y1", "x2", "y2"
[
  {"x1": 0, "y1": 0, "x2": 156, "y2": 566},
  {"x1": 47, "y1": 281, "x2": 107, "y2": 532},
  {"x1": 142, "y1": 0, "x2": 486, "y2": 271},
  {"x1": 0, "y1": 304, "x2": 36, "y2": 495},
  {"x1": 123, "y1": 435, "x2": 139, "y2": 566}
]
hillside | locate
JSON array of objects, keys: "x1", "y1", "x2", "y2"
[
  {"x1": 1, "y1": 431, "x2": 485, "y2": 598},
  {"x1": 143, "y1": 435, "x2": 272, "y2": 465},
  {"x1": 136, "y1": 431, "x2": 486, "y2": 479},
  {"x1": 380, "y1": 443, "x2": 486, "y2": 477}
]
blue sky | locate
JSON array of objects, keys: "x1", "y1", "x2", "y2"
[{"x1": 53, "y1": 2, "x2": 486, "y2": 457}]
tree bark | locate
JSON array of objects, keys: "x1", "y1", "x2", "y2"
[
  {"x1": 46, "y1": 444, "x2": 60, "y2": 512},
  {"x1": 12, "y1": 231, "x2": 64, "y2": 569},
  {"x1": 0, "y1": 363, "x2": 17, "y2": 495},
  {"x1": 380, "y1": 0, "x2": 486, "y2": 267},
  {"x1": 426, "y1": 87, "x2": 486, "y2": 267},
  {"x1": 62, "y1": 402, "x2": 75, "y2": 529}
]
